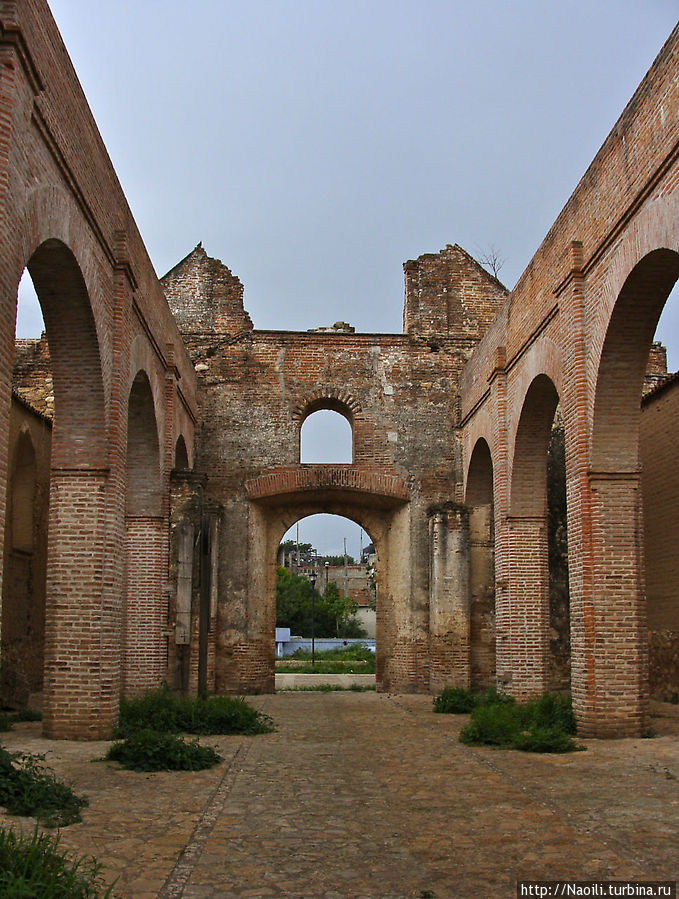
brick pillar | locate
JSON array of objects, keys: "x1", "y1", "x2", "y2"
[
  {"x1": 123, "y1": 515, "x2": 166, "y2": 696},
  {"x1": 428, "y1": 506, "x2": 470, "y2": 691},
  {"x1": 0, "y1": 44, "x2": 22, "y2": 626},
  {"x1": 42, "y1": 469, "x2": 118, "y2": 739},
  {"x1": 502, "y1": 515, "x2": 549, "y2": 698},
  {"x1": 584, "y1": 472, "x2": 648, "y2": 736},
  {"x1": 488, "y1": 347, "x2": 509, "y2": 695}
]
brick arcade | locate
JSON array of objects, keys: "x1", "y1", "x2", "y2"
[{"x1": 0, "y1": 2, "x2": 678, "y2": 738}]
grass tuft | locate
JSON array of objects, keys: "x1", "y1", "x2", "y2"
[
  {"x1": 105, "y1": 729, "x2": 222, "y2": 772},
  {"x1": 115, "y1": 687, "x2": 273, "y2": 739},
  {"x1": 431, "y1": 687, "x2": 584, "y2": 753},
  {"x1": 0, "y1": 746, "x2": 87, "y2": 826},
  {"x1": 0, "y1": 825, "x2": 115, "y2": 897}
]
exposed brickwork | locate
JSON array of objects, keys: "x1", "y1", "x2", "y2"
[
  {"x1": 162, "y1": 244, "x2": 503, "y2": 696},
  {"x1": 641, "y1": 375, "x2": 679, "y2": 700},
  {"x1": 0, "y1": 1, "x2": 197, "y2": 738},
  {"x1": 0, "y1": 2, "x2": 677, "y2": 740}
]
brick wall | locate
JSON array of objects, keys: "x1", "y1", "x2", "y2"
[{"x1": 641, "y1": 375, "x2": 679, "y2": 700}]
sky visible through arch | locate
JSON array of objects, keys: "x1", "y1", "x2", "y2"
[{"x1": 15, "y1": 1, "x2": 679, "y2": 555}]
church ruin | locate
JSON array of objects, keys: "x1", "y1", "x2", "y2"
[{"x1": 1, "y1": 2, "x2": 678, "y2": 738}]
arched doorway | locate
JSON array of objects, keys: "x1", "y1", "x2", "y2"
[
  {"x1": 3, "y1": 242, "x2": 110, "y2": 737},
  {"x1": 123, "y1": 370, "x2": 164, "y2": 697},
  {"x1": 275, "y1": 514, "x2": 376, "y2": 684},
  {"x1": 465, "y1": 438, "x2": 495, "y2": 691},
  {"x1": 505, "y1": 373, "x2": 561, "y2": 698},
  {"x1": 588, "y1": 248, "x2": 679, "y2": 732}
]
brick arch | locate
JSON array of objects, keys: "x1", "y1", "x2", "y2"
[
  {"x1": 126, "y1": 368, "x2": 162, "y2": 517},
  {"x1": 174, "y1": 434, "x2": 190, "y2": 470},
  {"x1": 245, "y1": 466, "x2": 410, "y2": 507},
  {"x1": 510, "y1": 373, "x2": 560, "y2": 517},
  {"x1": 14, "y1": 182, "x2": 110, "y2": 399},
  {"x1": 249, "y1": 497, "x2": 408, "y2": 694},
  {"x1": 21, "y1": 237, "x2": 108, "y2": 469},
  {"x1": 588, "y1": 191, "x2": 679, "y2": 421},
  {"x1": 465, "y1": 437, "x2": 494, "y2": 506},
  {"x1": 291, "y1": 388, "x2": 364, "y2": 423},
  {"x1": 591, "y1": 247, "x2": 679, "y2": 471}
]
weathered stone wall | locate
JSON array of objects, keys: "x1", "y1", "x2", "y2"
[{"x1": 162, "y1": 243, "x2": 507, "y2": 694}]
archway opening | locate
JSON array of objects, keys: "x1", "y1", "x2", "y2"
[
  {"x1": 3, "y1": 246, "x2": 106, "y2": 722},
  {"x1": 275, "y1": 514, "x2": 376, "y2": 685},
  {"x1": 507, "y1": 374, "x2": 565, "y2": 697},
  {"x1": 123, "y1": 370, "x2": 164, "y2": 697},
  {"x1": 465, "y1": 438, "x2": 495, "y2": 691},
  {"x1": 588, "y1": 247, "x2": 679, "y2": 730},
  {"x1": 639, "y1": 269, "x2": 679, "y2": 702},
  {"x1": 174, "y1": 434, "x2": 190, "y2": 470},
  {"x1": 300, "y1": 409, "x2": 353, "y2": 463}
]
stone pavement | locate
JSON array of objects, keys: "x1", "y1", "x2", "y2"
[{"x1": 1, "y1": 692, "x2": 679, "y2": 898}]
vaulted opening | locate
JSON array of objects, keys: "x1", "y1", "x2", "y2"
[
  {"x1": 275, "y1": 514, "x2": 377, "y2": 685},
  {"x1": 300, "y1": 408, "x2": 353, "y2": 464}
]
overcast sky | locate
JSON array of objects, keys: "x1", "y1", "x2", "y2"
[{"x1": 17, "y1": 2, "x2": 679, "y2": 558}]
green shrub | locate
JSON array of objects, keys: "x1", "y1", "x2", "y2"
[
  {"x1": 459, "y1": 700, "x2": 523, "y2": 747},
  {"x1": 433, "y1": 687, "x2": 477, "y2": 714},
  {"x1": 432, "y1": 686, "x2": 515, "y2": 714},
  {"x1": 289, "y1": 644, "x2": 375, "y2": 662},
  {"x1": 0, "y1": 826, "x2": 114, "y2": 897},
  {"x1": 524, "y1": 692, "x2": 576, "y2": 734},
  {"x1": 105, "y1": 729, "x2": 222, "y2": 772},
  {"x1": 458, "y1": 692, "x2": 583, "y2": 753},
  {"x1": 0, "y1": 714, "x2": 11, "y2": 733},
  {"x1": 512, "y1": 726, "x2": 581, "y2": 753},
  {"x1": 0, "y1": 747, "x2": 87, "y2": 826},
  {"x1": 116, "y1": 687, "x2": 273, "y2": 738}
]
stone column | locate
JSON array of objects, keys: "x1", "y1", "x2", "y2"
[{"x1": 428, "y1": 505, "x2": 470, "y2": 692}]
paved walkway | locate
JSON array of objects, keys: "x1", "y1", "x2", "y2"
[{"x1": 1, "y1": 692, "x2": 679, "y2": 898}]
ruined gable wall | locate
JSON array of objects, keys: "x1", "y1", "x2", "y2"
[{"x1": 162, "y1": 246, "x2": 501, "y2": 693}]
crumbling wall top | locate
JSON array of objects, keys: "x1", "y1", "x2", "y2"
[
  {"x1": 403, "y1": 243, "x2": 508, "y2": 342},
  {"x1": 161, "y1": 244, "x2": 253, "y2": 336}
]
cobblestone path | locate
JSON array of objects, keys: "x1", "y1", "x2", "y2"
[{"x1": 2, "y1": 692, "x2": 678, "y2": 898}]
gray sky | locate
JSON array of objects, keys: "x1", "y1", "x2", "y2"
[{"x1": 17, "y1": 1, "x2": 679, "y2": 556}]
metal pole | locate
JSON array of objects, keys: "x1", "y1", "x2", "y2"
[{"x1": 310, "y1": 570, "x2": 316, "y2": 667}]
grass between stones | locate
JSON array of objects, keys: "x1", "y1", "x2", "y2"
[
  {"x1": 0, "y1": 826, "x2": 115, "y2": 898},
  {"x1": 433, "y1": 687, "x2": 584, "y2": 753}
]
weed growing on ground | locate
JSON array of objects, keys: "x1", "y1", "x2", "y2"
[
  {"x1": 433, "y1": 687, "x2": 478, "y2": 714},
  {"x1": 116, "y1": 687, "x2": 273, "y2": 738},
  {"x1": 433, "y1": 688, "x2": 584, "y2": 753},
  {"x1": 0, "y1": 826, "x2": 115, "y2": 897},
  {"x1": 105, "y1": 729, "x2": 222, "y2": 772},
  {"x1": 0, "y1": 746, "x2": 87, "y2": 826},
  {"x1": 433, "y1": 686, "x2": 514, "y2": 715},
  {"x1": 460, "y1": 692, "x2": 582, "y2": 753}
]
